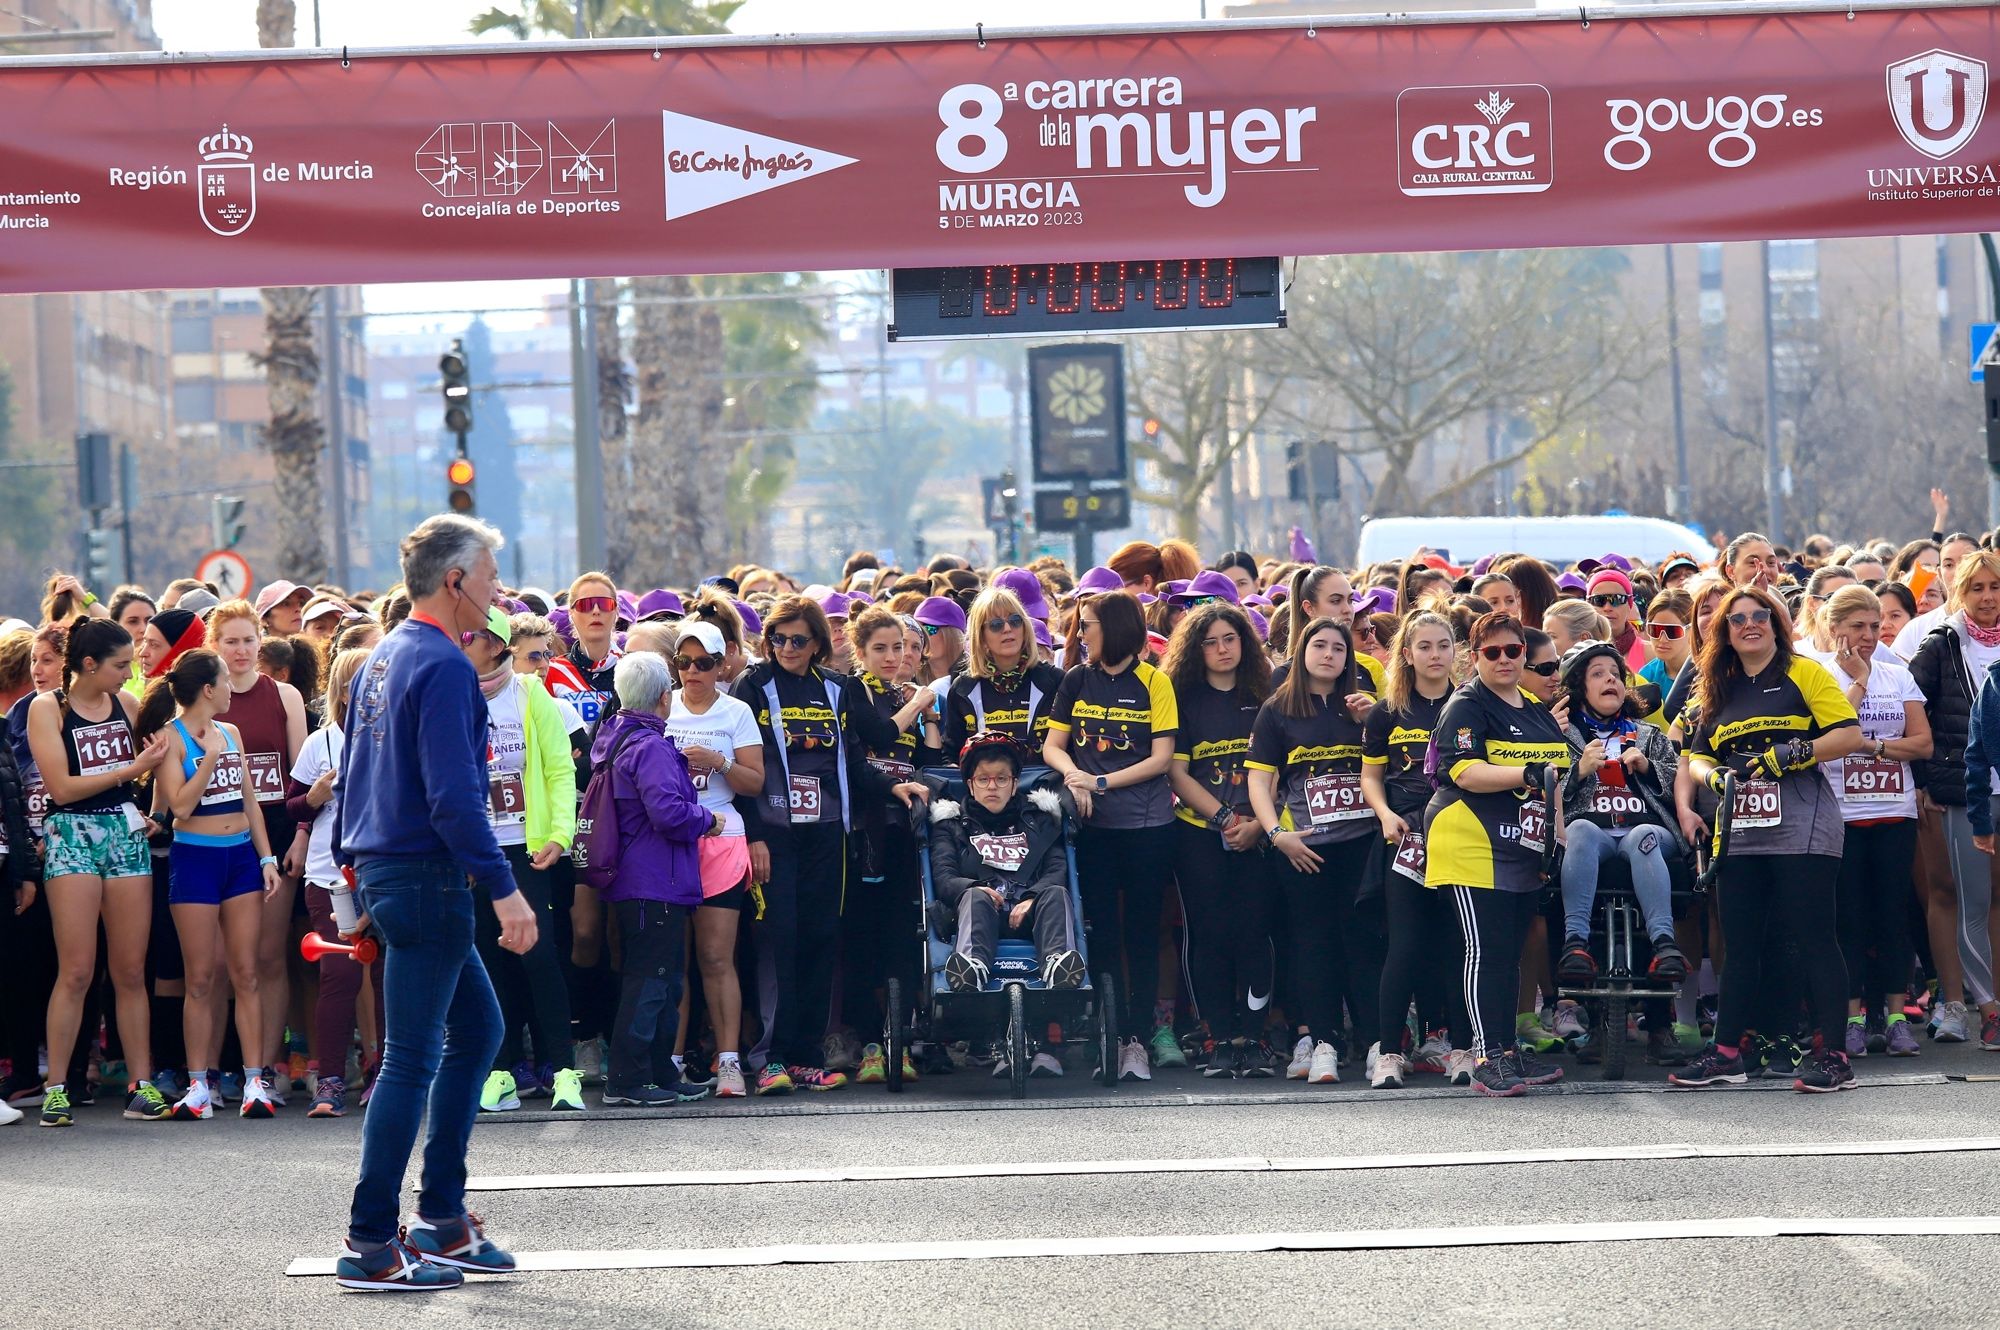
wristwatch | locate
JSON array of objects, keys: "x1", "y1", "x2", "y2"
[
  {"x1": 1872, "y1": 738, "x2": 1888, "y2": 761},
  {"x1": 718, "y1": 752, "x2": 735, "y2": 774},
  {"x1": 1094, "y1": 774, "x2": 1108, "y2": 793}
]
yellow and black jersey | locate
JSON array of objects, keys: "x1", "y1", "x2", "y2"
[
  {"x1": 1688, "y1": 654, "x2": 1857, "y2": 857},
  {"x1": 1050, "y1": 660, "x2": 1179, "y2": 829},
  {"x1": 1424, "y1": 679, "x2": 1569, "y2": 892},
  {"x1": 1173, "y1": 680, "x2": 1262, "y2": 828},
  {"x1": 1247, "y1": 692, "x2": 1372, "y2": 844},
  {"x1": 856, "y1": 671, "x2": 922, "y2": 787},
  {"x1": 943, "y1": 662, "x2": 1064, "y2": 757},
  {"x1": 1363, "y1": 692, "x2": 1447, "y2": 820}
]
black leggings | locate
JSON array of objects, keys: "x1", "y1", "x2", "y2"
[
  {"x1": 755, "y1": 819, "x2": 846, "y2": 1068},
  {"x1": 1836, "y1": 819, "x2": 1916, "y2": 1005},
  {"x1": 1076, "y1": 823, "x2": 1174, "y2": 1039},
  {"x1": 1173, "y1": 820, "x2": 1273, "y2": 1041},
  {"x1": 476, "y1": 843, "x2": 574, "y2": 1070},
  {"x1": 839, "y1": 821, "x2": 920, "y2": 1036},
  {"x1": 1276, "y1": 835, "x2": 1378, "y2": 1047},
  {"x1": 1444, "y1": 886, "x2": 1539, "y2": 1060},
  {"x1": 1715, "y1": 852, "x2": 1849, "y2": 1050},
  {"x1": 1378, "y1": 858, "x2": 1465, "y2": 1051}
]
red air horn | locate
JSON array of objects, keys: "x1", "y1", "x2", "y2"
[{"x1": 300, "y1": 931, "x2": 380, "y2": 965}]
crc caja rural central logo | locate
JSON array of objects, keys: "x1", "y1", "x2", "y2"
[{"x1": 1396, "y1": 83, "x2": 1554, "y2": 196}]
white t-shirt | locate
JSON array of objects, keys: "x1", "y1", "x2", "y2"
[
  {"x1": 289, "y1": 725, "x2": 345, "y2": 886},
  {"x1": 1893, "y1": 605, "x2": 1948, "y2": 661},
  {"x1": 666, "y1": 689, "x2": 761, "y2": 837},
  {"x1": 485, "y1": 679, "x2": 529, "y2": 847},
  {"x1": 1800, "y1": 647, "x2": 1925, "y2": 822}
]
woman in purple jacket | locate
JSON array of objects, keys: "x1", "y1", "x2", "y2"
[{"x1": 587, "y1": 652, "x2": 721, "y2": 1107}]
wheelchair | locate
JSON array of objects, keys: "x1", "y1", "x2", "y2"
[
  {"x1": 881, "y1": 764, "x2": 1116, "y2": 1100},
  {"x1": 1544, "y1": 768, "x2": 1734, "y2": 1079}
]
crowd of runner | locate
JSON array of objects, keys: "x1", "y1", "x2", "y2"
[{"x1": 5, "y1": 498, "x2": 2000, "y2": 1125}]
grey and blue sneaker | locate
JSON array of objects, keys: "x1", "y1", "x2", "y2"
[
  {"x1": 405, "y1": 1212, "x2": 518, "y2": 1273},
  {"x1": 217, "y1": 1070, "x2": 242, "y2": 1105},
  {"x1": 334, "y1": 1232, "x2": 466, "y2": 1292},
  {"x1": 150, "y1": 1069, "x2": 183, "y2": 1101}
]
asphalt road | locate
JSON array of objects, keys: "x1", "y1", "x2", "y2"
[{"x1": 11, "y1": 1037, "x2": 2000, "y2": 1329}]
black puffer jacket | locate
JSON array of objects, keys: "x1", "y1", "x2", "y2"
[
  {"x1": 1908, "y1": 618, "x2": 1974, "y2": 806},
  {"x1": 0, "y1": 730, "x2": 37, "y2": 889}
]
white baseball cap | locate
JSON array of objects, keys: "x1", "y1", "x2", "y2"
[{"x1": 674, "y1": 621, "x2": 727, "y2": 657}]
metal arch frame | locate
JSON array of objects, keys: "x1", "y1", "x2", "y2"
[{"x1": 0, "y1": 0, "x2": 1983, "y2": 69}]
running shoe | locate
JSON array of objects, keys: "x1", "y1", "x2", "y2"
[
  {"x1": 822, "y1": 1031, "x2": 861, "y2": 1074},
  {"x1": 510, "y1": 1061, "x2": 545, "y2": 1100},
  {"x1": 715, "y1": 1062, "x2": 748, "y2": 1098},
  {"x1": 1507, "y1": 1047, "x2": 1565, "y2": 1086},
  {"x1": 288, "y1": 1050, "x2": 311, "y2": 1091},
  {"x1": 943, "y1": 951, "x2": 990, "y2": 993},
  {"x1": 1551, "y1": 1002, "x2": 1588, "y2": 1043},
  {"x1": 1445, "y1": 1049, "x2": 1475, "y2": 1086},
  {"x1": 676, "y1": 1058, "x2": 715, "y2": 1091},
  {"x1": 100, "y1": 1058, "x2": 126, "y2": 1086},
  {"x1": 1885, "y1": 1019, "x2": 1922, "y2": 1057},
  {"x1": 1845, "y1": 1021, "x2": 1869, "y2": 1058},
  {"x1": 1285, "y1": 1035, "x2": 1314, "y2": 1080},
  {"x1": 1645, "y1": 1026, "x2": 1689, "y2": 1067},
  {"x1": 1557, "y1": 937, "x2": 1596, "y2": 985},
  {"x1": 1412, "y1": 1033, "x2": 1452, "y2": 1074},
  {"x1": 1238, "y1": 1042, "x2": 1275, "y2": 1079},
  {"x1": 1149, "y1": 1024, "x2": 1188, "y2": 1069},
  {"x1": 478, "y1": 1069, "x2": 520, "y2": 1113},
  {"x1": 1668, "y1": 1044, "x2": 1748, "y2": 1087},
  {"x1": 601, "y1": 1083, "x2": 674, "y2": 1106},
  {"x1": 1865, "y1": 1012, "x2": 1889, "y2": 1054},
  {"x1": 1307, "y1": 1041, "x2": 1339, "y2": 1084},
  {"x1": 900, "y1": 1049, "x2": 919, "y2": 1081},
  {"x1": 1370, "y1": 1050, "x2": 1408, "y2": 1090},
  {"x1": 548, "y1": 1068, "x2": 585, "y2": 1111},
  {"x1": 333, "y1": 1233, "x2": 464, "y2": 1293},
  {"x1": 855, "y1": 1043, "x2": 887, "y2": 1085},
  {"x1": 1671, "y1": 1022, "x2": 1703, "y2": 1050},
  {"x1": 3, "y1": 1076, "x2": 44, "y2": 1108},
  {"x1": 309, "y1": 1075, "x2": 347, "y2": 1118},
  {"x1": 1118, "y1": 1038, "x2": 1153, "y2": 1082},
  {"x1": 787, "y1": 1065, "x2": 847, "y2": 1092},
  {"x1": 1794, "y1": 1048, "x2": 1856, "y2": 1093},
  {"x1": 1516, "y1": 1012, "x2": 1563, "y2": 1053},
  {"x1": 0, "y1": 1099, "x2": 19, "y2": 1126},
  {"x1": 1761, "y1": 1036, "x2": 1805, "y2": 1080},
  {"x1": 169, "y1": 1085, "x2": 213, "y2": 1120},
  {"x1": 1203, "y1": 1041, "x2": 1237, "y2": 1079},
  {"x1": 1983, "y1": 1009, "x2": 2000, "y2": 1051},
  {"x1": 38, "y1": 1085, "x2": 72, "y2": 1127},
  {"x1": 1737, "y1": 1031, "x2": 1774, "y2": 1077},
  {"x1": 990, "y1": 1054, "x2": 1012, "y2": 1080},
  {"x1": 149, "y1": 1069, "x2": 182, "y2": 1102},
  {"x1": 1934, "y1": 1000, "x2": 1973, "y2": 1043},
  {"x1": 239, "y1": 1072, "x2": 276, "y2": 1119},
  {"x1": 1041, "y1": 949, "x2": 1085, "y2": 990},
  {"x1": 123, "y1": 1081, "x2": 171, "y2": 1121},
  {"x1": 217, "y1": 1070, "x2": 241, "y2": 1105},
  {"x1": 1471, "y1": 1056, "x2": 1525, "y2": 1098},
  {"x1": 1030, "y1": 1051, "x2": 1064, "y2": 1078},
  {"x1": 574, "y1": 1038, "x2": 605, "y2": 1086},
  {"x1": 406, "y1": 1212, "x2": 518, "y2": 1273}
]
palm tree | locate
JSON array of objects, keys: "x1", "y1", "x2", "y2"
[{"x1": 252, "y1": 0, "x2": 327, "y2": 579}]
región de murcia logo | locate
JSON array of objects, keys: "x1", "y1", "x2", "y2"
[{"x1": 197, "y1": 124, "x2": 256, "y2": 237}]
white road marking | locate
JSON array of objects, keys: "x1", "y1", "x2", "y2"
[
  {"x1": 455, "y1": 1135, "x2": 2000, "y2": 1192},
  {"x1": 286, "y1": 1215, "x2": 2000, "y2": 1276}
]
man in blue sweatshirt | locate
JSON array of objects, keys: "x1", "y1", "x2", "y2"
[{"x1": 332, "y1": 513, "x2": 537, "y2": 1293}]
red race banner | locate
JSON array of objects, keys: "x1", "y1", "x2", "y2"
[{"x1": 1, "y1": 2, "x2": 1998, "y2": 293}]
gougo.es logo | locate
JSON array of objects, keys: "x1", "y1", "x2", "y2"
[{"x1": 1603, "y1": 93, "x2": 1822, "y2": 171}]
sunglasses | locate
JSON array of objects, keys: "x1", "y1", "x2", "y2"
[
  {"x1": 572, "y1": 596, "x2": 617, "y2": 614},
  {"x1": 1727, "y1": 608, "x2": 1773, "y2": 629},
  {"x1": 918, "y1": 623, "x2": 945, "y2": 637},
  {"x1": 1525, "y1": 660, "x2": 1559, "y2": 677},
  {"x1": 983, "y1": 614, "x2": 1026, "y2": 632},
  {"x1": 1647, "y1": 623, "x2": 1687, "y2": 640},
  {"x1": 769, "y1": 632, "x2": 815, "y2": 651},
  {"x1": 1180, "y1": 596, "x2": 1220, "y2": 610},
  {"x1": 458, "y1": 630, "x2": 502, "y2": 648},
  {"x1": 521, "y1": 649, "x2": 552, "y2": 663},
  {"x1": 1478, "y1": 643, "x2": 1525, "y2": 661},
  {"x1": 673, "y1": 653, "x2": 720, "y2": 672},
  {"x1": 1588, "y1": 592, "x2": 1632, "y2": 609}
]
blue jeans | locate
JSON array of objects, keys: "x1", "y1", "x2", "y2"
[
  {"x1": 1559, "y1": 820, "x2": 1675, "y2": 945},
  {"x1": 347, "y1": 858, "x2": 503, "y2": 1246}
]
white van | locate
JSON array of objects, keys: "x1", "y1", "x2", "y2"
[{"x1": 1354, "y1": 515, "x2": 1711, "y2": 570}]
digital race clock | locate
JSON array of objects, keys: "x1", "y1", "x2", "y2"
[{"x1": 888, "y1": 257, "x2": 1285, "y2": 341}]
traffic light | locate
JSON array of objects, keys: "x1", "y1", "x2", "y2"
[
  {"x1": 83, "y1": 528, "x2": 115, "y2": 589},
  {"x1": 447, "y1": 452, "x2": 477, "y2": 514},
  {"x1": 440, "y1": 339, "x2": 472, "y2": 440},
  {"x1": 211, "y1": 494, "x2": 246, "y2": 549}
]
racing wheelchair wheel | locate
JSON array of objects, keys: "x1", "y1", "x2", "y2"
[
  {"x1": 1007, "y1": 983, "x2": 1030, "y2": 1100},
  {"x1": 1600, "y1": 992, "x2": 1629, "y2": 1082},
  {"x1": 1096, "y1": 972, "x2": 1120, "y2": 1088},
  {"x1": 884, "y1": 976, "x2": 905, "y2": 1093}
]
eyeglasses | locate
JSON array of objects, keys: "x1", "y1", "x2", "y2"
[
  {"x1": 1647, "y1": 623, "x2": 1687, "y2": 640},
  {"x1": 572, "y1": 596, "x2": 617, "y2": 614},
  {"x1": 1354, "y1": 622, "x2": 1377, "y2": 641},
  {"x1": 522, "y1": 650, "x2": 552, "y2": 663},
  {"x1": 1200, "y1": 634, "x2": 1240, "y2": 650},
  {"x1": 673, "y1": 653, "x2": 720, "y2": 672},
  {"x1": 1588, "y1": 593, "x2": 1632, "y2": 609},
  {"x1": 1726, "y1": 608, "x2": 1773, "y2": 629},
  {"x1": 1525, "y1": 660, "x2": 1559, "y2": 677},
  {"x1": 970, "y1": 774, "x2": 1013, "y2": 789},
  {"x1": 1478, "y1": 643, "x2": 1525, "y2": 661},
  {"x1": 983, "y1": 614, "x2": 1026, "y2": 632},
  {"x1": 769, "y1": 632, "x2": 814, "y2": 651},
  {"x1": 1080, "y1": 619, "x2": 1102, "y2": 631}
]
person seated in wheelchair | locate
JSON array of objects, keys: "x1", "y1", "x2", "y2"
[
  {"x1": 1553, "y1": 642, "x2": 1690, "y2": 986},
  {"x1": 928, "y1": 732, "x2": 1086, "y2": 993}
]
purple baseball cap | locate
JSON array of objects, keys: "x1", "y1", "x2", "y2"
[
  {"x1": 846, "y1": 590, "x2": 875, "y2": 607},
  {"x1": 1170, "y1": 570, "x2": 1241, "y2": 607},
  {"x1": 1352, "y1": 586, "x2": 1397, "y2": 617},
  {"x1": 1159, "y1": 579, "x2": 1190, "y2": 600},
  {"x1": 1243, "y1": 594, "x2": 1275, "y2": 611},
  {"x1": 914, "y1": 595, "x2": 968, "y2": 632},
  {"x1": 614, "y1": 590, "x2": 638, "y2": 625},
  {"x1": 1556, "y1": 572, "x2": 1589, "y2": 593},
  {"x1": 635, "y1": 589, "x2": 684, "y2": 622},
  {"x1": 994, "y1": 567, "x2": 1052, "y2": 621},
  {"x1": 1247, "y1": 608, "x2": 1271, "y2": 641},
  {"x1": 1031, "y1": 619, "x2": 1054, "y2": 650},
  {"x1": 1065, "y1": 566, "x2": 1123, "y2": 601},
  {"x1": 1471, "y1": 554, "x2": 1496, "y2": 577},
  {"x1": 1268, "y1": 584, "x2": 1288, "y2": 604},
  {"x1": 818, "y1": 591, "x2": 854, "y2": 621},
  {"x1": 1577, "y1": 553, "x2": 1633, "y2": 575},
  {"x1": 733, "y1": 600, "x2": 762, "y2": 637},
  {"x1": 549, "y1": 607, "x2": 574, "y2": 644}
]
